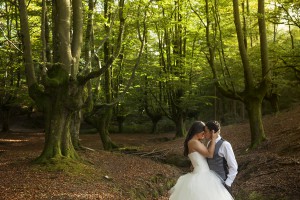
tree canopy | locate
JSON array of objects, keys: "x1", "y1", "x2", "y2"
[{"x1": 0, "y1": 0, "x2": 299, "y2": 162}]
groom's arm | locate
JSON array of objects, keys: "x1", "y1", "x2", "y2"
[{"x1": 219, "y1": 141, "x2": 238, "y2": 187}]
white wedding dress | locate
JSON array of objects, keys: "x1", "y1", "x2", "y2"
[{"x1": 169, "y1": 152, "x2": 233, "y2": 200}]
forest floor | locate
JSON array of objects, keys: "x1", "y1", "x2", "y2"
[{"x1": 0, "y1": 105, "x2": 300, "y2": 200}]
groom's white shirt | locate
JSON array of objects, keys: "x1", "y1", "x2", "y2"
[{"x1": 211, "y1": 135, "x2": 238, "y2": 187}]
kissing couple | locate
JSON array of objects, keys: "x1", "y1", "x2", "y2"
[{"x1": 169, "y1": 120, "x2": 238, "y2": 200}]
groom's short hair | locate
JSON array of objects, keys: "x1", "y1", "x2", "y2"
[{"x1": 206, "y1": 121, "x2": 220, "y2": 132}]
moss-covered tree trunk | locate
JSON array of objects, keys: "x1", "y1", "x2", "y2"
[
  {"x1": 97, "y1": 106, "x2": 117, "y2": 150},
  {"x1": 168, "y1": 88, "x2": 186, "y2": 138},
  {"x1": 207, "y1": 0, "x2": 271, "y2": 148},
  {"x1": 81, "y1": 0, "x2": 126, "y2": 150},
  {"x1": 85, "y1": 105, "x2": 117, "y2": 150},
  {"x1": 245, "y1": 95, "x2": 267, "y2": 148},
  {"x1": 37, "y1": 93, "x2": 79, "y2": 162},
  {"x1": 97, "y1": 62, "x2": 117, "y2": 150},
  {"x1": 33, "y1": 68, "x2": 85, "y2": 162},
  {"x1": 174, "y1": 113, "x2": 186, "y2": 138},
  {"x1": 19, "y1": 0, "x2": 84, "y2": 164},
  {"x1": 70, "y1": 111, "x2": 82, "y2": 150},
  {"x1": 93, "y1": 0, "x2": 120, "y2": 150}
]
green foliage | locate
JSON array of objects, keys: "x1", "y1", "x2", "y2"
[{"x1": 1, "y1": 0, "x2": 300, "y2": 138}]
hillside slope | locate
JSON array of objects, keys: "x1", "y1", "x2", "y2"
[
  {"x1": 140, "y1": 104, "x2": 300, "y2": 199},
  {"x1": 0, "y1": 105, "x2": 299, "y2": 199}
]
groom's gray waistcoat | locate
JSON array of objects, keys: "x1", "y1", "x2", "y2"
[{"x1": 207, "y1": 139, "x2": 228, "y2": 180}]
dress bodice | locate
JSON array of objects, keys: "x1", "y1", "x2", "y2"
[{"x1": 188, "y1": 152, "x2": 210, "y2": 172}]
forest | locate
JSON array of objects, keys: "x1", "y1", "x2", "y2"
[{"x1": 0, "y1": 0, "x2": 299, "y2": 199}]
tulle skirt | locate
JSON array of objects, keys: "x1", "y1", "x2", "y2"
[{"x1": 169, "y1": 170, "x2": 233, "y2": 200}]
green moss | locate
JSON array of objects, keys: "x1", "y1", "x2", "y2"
[
  {"x1": 129, "y1": 188, "x2": 147, "y2": 200},
  {"x1": 32, "y1": 156, "x2": 95, "y2": 177},
  {"x1": 125, "y1": 173, "x2": 175, "y2": 199},
  {"x1": 249, "y1": 192, "x2": 266, "y2": 200},
  {"x1": 234, "y1": 190, "x2": 290, "y2": 200},
  {"x1": 28, "y1": 83, "x2": 46, "y2": 110},
  {"x1": 47, "y1": 64, "x2": 69, "y2": 81}
]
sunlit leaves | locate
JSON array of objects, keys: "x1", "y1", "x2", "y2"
[{"x1": 0, "y1": 0, "x2": 299, "y2": 120}]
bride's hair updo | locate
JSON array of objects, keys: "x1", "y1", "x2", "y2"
[{"x1": 183, "y1": 121, "x2": 205, "y2": 156}]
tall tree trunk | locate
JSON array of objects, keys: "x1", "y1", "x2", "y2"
[
  {"x1": 233, "y1": 0, "x2": 268, "y2": 147},
  {"x1": 147, "y1": 113, "x2": 163, "y2": 134},
  {"x1": 245, "y1": 95, "x2": 266, "y2": 147},
  {"x1": 70, "y1": 110, "x2": 82, "y2": 150},
  {"x1": 96, "y1": 0, "x2": 127, "y2": 149},
  {"x1": 97, "y1": 65, "x2": 116, "y2": 149},
  {"x1": 151, "y1": 119, "x2": 159, "y2": 134},
  {"x1": 116, "y1": 115, "x2": 125, "y2": 133},
  {"x1": 85, "y1": 106, "x2": 117, "y2": 150},
  {"x1": 174, "y1": 113, "x2": 185, "y2": 138},
  {"x1": 207, "y1": 0, "x2": 270, "y2": 148},
  {"x1": 143, "y1": 79, "x2": 163, "y2": 134},
  {"x1": 265, "y1": 92, "x2": 279, "y2": 113},
  {"x1": 167, "y1": 88, "x2": 186, "y2": 137},
  {"x1": 35, "y1": 83, "x2": 80, "y2": 162},
  {"x1": 19, "y1": 0, "x2": 84, "y2": 164},
  {"x1": 98, "y1": 0, "x2": 116, "y2": 150},
  {"x1": 167, "y1": 0, "x2": 186, "y2": 138},
  {"x1": 1, "y1": 107, "x2": 10, "y2": 132},
  {"x1": 97, "y1": 106, "x2": 117, "y2": 150}
]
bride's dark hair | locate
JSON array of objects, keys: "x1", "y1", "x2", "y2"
[{"x1": 183, "y1": 121, "x2": 205, "y2": 156}]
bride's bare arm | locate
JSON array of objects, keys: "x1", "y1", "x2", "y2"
[
  {"x1": 188, "y1": 133, "x2": 217, "y2": 158},
  {"x1": 206, "y1": 133, "x2": 217, "y2": 158}
]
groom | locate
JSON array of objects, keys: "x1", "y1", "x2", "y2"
[{"x1": 204, "y1": 120, "x2": 238, "y2": 195}]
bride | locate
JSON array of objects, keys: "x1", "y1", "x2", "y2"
[{"x1": 169, "y1": 121, "x2": 233, "y2": 200}]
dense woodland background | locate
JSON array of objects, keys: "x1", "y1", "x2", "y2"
[{"x1": 0, "y1": 0, "x2": 300, "y2": 199}]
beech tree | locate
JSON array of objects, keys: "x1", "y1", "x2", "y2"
[
  {"x1": 18, "y1": 0, "x2": 118, "y2": 163},
  {"x1": 18, "y1": 0, "x2": 82, "y2": 162},
  {"x1": 83, "y1": 0, "x2": 148, "y2": 149},
  {"x1": 205, "y1": 0, "x2": 271, "y2": 147},
  {"x1": 152, "y1": 0, "x2": 190, "y2": 137}
]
